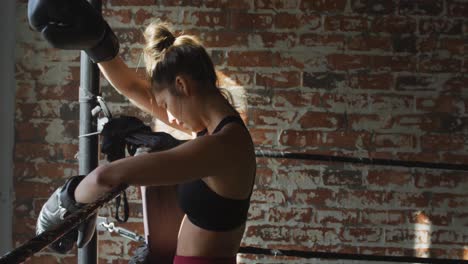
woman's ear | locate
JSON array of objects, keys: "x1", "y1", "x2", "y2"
[{"x1": 174, "y1": 75, "x2": 191, "y2": 96}]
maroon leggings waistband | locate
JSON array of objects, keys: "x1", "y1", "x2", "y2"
[{"x1": 173, "y1": 255, "x2": 236, "y2": 264}]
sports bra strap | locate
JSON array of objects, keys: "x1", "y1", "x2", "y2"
[{"x1": 197, "y1": 115, "x2": 245, "y2": 137}]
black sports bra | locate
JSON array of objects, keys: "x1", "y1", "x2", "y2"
[{"x1": 176, "y1": 115, "x2": 254, "y2": 231}]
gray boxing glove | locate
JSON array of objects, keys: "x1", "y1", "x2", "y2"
[{"x1": 36, "y1": 175, "x2": 97, "y2": 253}]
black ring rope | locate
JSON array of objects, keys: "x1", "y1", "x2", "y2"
[{"x1": 255, "y1": 149, "x2": 468, "y2": 172}]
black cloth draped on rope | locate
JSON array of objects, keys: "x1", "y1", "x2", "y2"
[{"x1": 100, "y1": 115, "x2": 185, "y2": 222}]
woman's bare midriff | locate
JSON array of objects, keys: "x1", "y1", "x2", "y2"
[{"x1": 176, "y1": 215, "x2": 246, "y2": 257}]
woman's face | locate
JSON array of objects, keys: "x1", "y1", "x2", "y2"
[
  {"x1": 155, "y1": 87, "x2": 203, "y2": 132},
  {"x1": 156, "y1": 88, "x2": 185, "y2": 127}
]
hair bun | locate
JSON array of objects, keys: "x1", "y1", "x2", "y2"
[
  {"x1": 144, "y1": 22, "x2": 176, "y2": 53},
  {"x1": 156, "y1": 34, "x2": 176, "y2": 51}
]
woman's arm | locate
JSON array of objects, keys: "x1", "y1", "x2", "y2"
[
  {"x1": 74, "y1": 133, "x2": 242, "y2": 203},
  {"x1": 98, "y1": 56, "x2": 191, "y2": 134}
]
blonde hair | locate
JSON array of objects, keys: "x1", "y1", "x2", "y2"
[{"x1": 143, "y1": 21, "x2": 218, "y2": 95}]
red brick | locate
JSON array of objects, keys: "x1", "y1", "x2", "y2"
[
  {"x1": 347, "y1": 114, "x2": 388, "y2": 131},
  {"x1": 360, "y1": 210, "x2": 406, "y2": 225},
  {"x1": 227, "y1": 51, "x2": 281, "y2": 67},
  {"x1": 440, "y1": 37, "x2": 465, "y2": 55},
  {"x1": 392, "y1": 32, "x2": 418, "y2": 52},
  {"x1": 298, "y1": 111, "x2": 346, "y2": 130},
  {"x1": 253, "y1": 32, "x2": 298, "y2": 48},
  {"x1": 184, "y1": 11, "x2": 228, "y2": 28},
  {"x1": 335, "y1": 190, "x2": 386, "y2": 208},
  {"x1": 275, "y1": 13, "x2": 320, "y2": 30},
  {"x1": 246, "y1": 206, "x2": 266, "y2": 223},
  {"x1": 304, "y1": 71, "x2": 346, "y2": 90},
  {"x1": 254, "y1": 0, "x2": 300, "y2": 10},
  {"x1": 248, "y1": 108, "x2": 297, "y2": 126},
  {"x1": 245, "y1": 225, "x2": 290, "y2": 242},
  {"x1": 205, "y1": 0, "x2": 252, "y2": 9},
  {"x1": 386, "y1": 192, "x2": 430, "y2": 208},
  {"x1": 322, "y1": 167, "x2": 363, "y2": 186},
  {"x1": 372, "y1": 55, "x2": 418, "y2": 72},
  {"x1": 280, "y1": 130, "x2": 373, "y2": 149},
  {"x1": 16, "y1": 81, "x2": 36, "y2": 102},
  {"x1": 24, "y1": 255, "x2": 70, "y2": 264},
  {"x1": 315, "y1": 209, "x2": 359, "y2": 225},
  {"x1": 134, "y1": 9, "x2": 180, "y2": 25},
  {"x1": 246, "y1": 88, "x2": 273, "y2": 106},
  {"x1": 110, "y1": 0, "x2": 155, "y2": 5},
  {"x1": 103, "y1": 8, "x2": 132, "y2": 24},
  {"x1": 321, "y1": 93, "x2": 369, "y2": 112},
  {"x1": 115, "y1": 28, "x2": 144, "y2": 45},
  {"x1": 347, "y1": 34, "x2": 392, "y2": 51},
  {"x1": 301, "y1": 0, "x2": 347, "y2": 12},
  {"x1": 250, "y1": 128, "x2": 277, "y2": 146},
  {"x1": 36, "y1": 81, "x2": 80, "y2": 101},
  {"x1": 370, "y1": 94, "x2": 413, "y2": 113},
  {"x1": 418, "y1": 36, "x2": 439, "y2": 53},
  {"x1": 251, "y1": 189, "x2": 287, "y2": 205},
  {"x1": 339, "y1": 227, "x2": 382, "y2": 243},
  {"x1": 254, "y1": 166, "x2": 274, "y2": 186},
  {"x1": 300, "y1": 33, "x2": 345, "y2": 49},
  {"x1": 267, "y1": 207, "x2": 313, "y2": 223},
  {"x1": 396, "y1": 74, "x2": 438, "y2": 92},
  {"x1": 351, "y1": 0, "x2": 396, "y2": 14},
  {"x1": 367, "y1": 169, "x2": 413, "y2": 187},
  {"x1": 452, "y1": 212, "x2": 468, "y2": 227},
  {"x1": 324, "y1": 15, "x2": 368, "y2": 32},
  {"x1": 13, "y1": 216, "x2": 36, "y2": 234},
  {"x1": 385, "y1": 114, "x2": 441, "y2": 133},
  {"x1": 414, "y1": 171, "x2": 467, "y2": 190},
  {"x1": 349, "y1": 72, "x2": 394, "y2": 91},
  {"x1": 432, "y1": 193, "x2": 468, "y2": 208},
  {"x1": 419, "y1": 18, "x2": 463, "y2": 35},
  {"x1": 15, "y1": 122, "x2": 48, "y2": 142},
  {"x1": 15, "y1": 181, "x2": 57, "y2": 198},
  {"x1": 385, "y1": 229, "x2": 430, "y2": 244},
  {"x1": 409, "y1": 211, "x2": 451, "y2": 226},
  {"x1": 292, "y1": 188, "x2": 335, "y2": 205},
  {"x1": 273, "y1": 90, "x2": 321, "y2": 108},
  {"x1": 370, "y1": 16, "x2": 417, "y2": 33},
  {"x1": 99, "y1": 239, "x2": 124, "y2": 256},
  {"x1": 419, "y1": 56, "x2": 462, "y2": 73},
  {"x1": 421, "y1": 134, "x2": 466, "y2": 152},
  {"x1": 276, "y1": 166, "x2": 321, "y2": 188},
  {"x1": 431, "y1": 230, "x2": 463, "y2": 245},
  {"x1": 374, "y1": 133, "x2": 417, "y2": 149},
  {"x1": 256, "y1": 71, "x2": 301, "y2": 88},
  {"x1": 231, "y1": 12, "x2": 273, "y2": 30},
  {"x1": 398, "y1": 0, "x2": 444, "y2": 16},
  {"x1": 327, "y1": 54, "x2": 371, "y2": 71},
  {"x1": 202, "y1": 31, "x2": 248, "y2": 47},
  {"x1": 447, "y1": 0, "x2": 468, "y2": 17}
]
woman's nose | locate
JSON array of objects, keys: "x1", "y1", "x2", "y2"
[{"x1": 167, "y1": 110, "x2": 178, "y2": 124}]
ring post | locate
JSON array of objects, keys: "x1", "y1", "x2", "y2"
[{"x1": 78, "y1": 1, "x2": 102, "y2": 263}]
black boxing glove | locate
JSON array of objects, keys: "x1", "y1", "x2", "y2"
[
  {"x1": 36, "y1": 176, "x2": 98, "y2": 253},
  {"x1": 27, "y1": 0, "x2": 119, "y2": 62}
]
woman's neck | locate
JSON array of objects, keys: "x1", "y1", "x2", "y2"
[{"x1": 198, "y1": 92, "x2": 238, "y2": 135}]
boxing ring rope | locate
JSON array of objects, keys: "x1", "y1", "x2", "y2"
[
  {"x1": 255, "y1": 149, "x2": 468, "y2": 171},
  {"x1": 1, "y1": 149, "x2": 467, "y2": 264}
]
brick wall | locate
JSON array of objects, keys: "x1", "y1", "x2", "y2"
[{"x1": 14, "y1": 0, "x2": 468, "y2": 263}]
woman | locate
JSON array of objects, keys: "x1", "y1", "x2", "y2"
[{"x1": 73, "y1": 22, "x2": 257, "y2": 264}]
